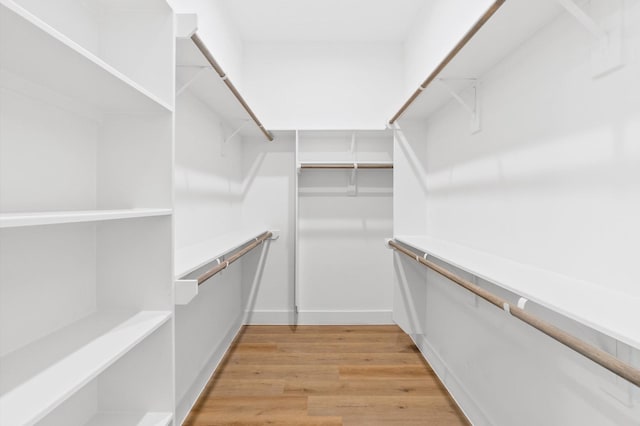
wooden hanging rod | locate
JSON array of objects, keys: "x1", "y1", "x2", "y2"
[
  {"x1": 388, "y1": 0, "x2": 505, "y2": 125},
  {"x1": 197, "y1": 231, "x2": 272, "y2": 285},
  {"x1": 388, "y1": 240, "x2": 640, "y2": 388},
  {"x1": 190, "y1": 33, "x2": 274, "y2": 142},
  {"x1": 300, "y1": 163, "x2": 393, "y2": 169}
]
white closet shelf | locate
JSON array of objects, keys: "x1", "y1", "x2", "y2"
[
  {"x1": 0, "y1": 208, "x2": 172, "y2": 228},
  {"x1": 175, "y1": 228, "x2": 274, "y2": 305},
  {"x1": 0, "y1": 1, "x2": 172, "y2": 114},
  {"x1": 394, "y1": 235, "x2": 640, "y2": 351},
  {"x1": 175, "y1": 228, "x2": 272, "y2": 279},
  {"x1": 175, "y1": 35, "x2": 269, "y2": 140},
  {"x1": 0, "y1": 310, "x2": 172, "y2": 426},
  {"x1": 397, "y1": 0, "x2": 563, "y2": 121},
  {"x1": 86, "y1": 411, "x2": 173, "y2": 426}
]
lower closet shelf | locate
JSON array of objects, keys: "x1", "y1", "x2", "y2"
[
  {"x1": 85, "y1": 411, "x2": 173, "y2": 426},
  {"x1": 0, "y1": 310, "x2": 172, "y2": 425}
]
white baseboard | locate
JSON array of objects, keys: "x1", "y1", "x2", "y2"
[
  {"x1": 246, "y1": 309, "x2": 394, "y2": 325},
  {"x1": 413, "y1": 334, "x2": 490, "y2": 426},
  {"x1": 176, "y1": 313, "x2": 244, "y2": 425}
]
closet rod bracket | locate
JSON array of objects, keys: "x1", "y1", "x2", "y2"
[
  {"x1": 438, "y1": 78, "x2": 481, "y2": 134},
  {"x1": 556, "y1": 0, "x2": 624, "y2": 78},
  {"x1": 176, "y1": 66, "x2": 207, "y2": 97},
  {"x1": 224, "y1": 120, "x2": 252, "y2": 145}
]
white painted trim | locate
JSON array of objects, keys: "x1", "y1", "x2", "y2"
[
  {"x1": 176, "y1": 313, "x2": 243, "y2": 425},
  {"x1": 246, "y1": 309, "x2": 393, "y2": 325},
  {"x1": 413, "y1": 334, "x2": 491, "y2": 426}
]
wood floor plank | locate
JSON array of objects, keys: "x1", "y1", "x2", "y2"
[
  {"x1": 237, "y1": 332, "x2": 414, "y2": 344},
  {"x1": 275, "y1": 342, "x2": 420, "y2": 354},
  {"x1": 226, "y1": 352, "x2": 426, "y2": 366},
  {"x1": 215, "y1": 365, "x2": 340, "y2": 381},
  {"x1": 308, "y1": 395, "x2": 467, "y2": 425},
  {"x1": 206, "y1": 379, "x2": 286, "y2": 396},
  {"x1": 283, "y1": 378, "x2": 442, "y2": 396},
  {"x1": 339, "y1": 365, "x2": 435, "y2": 380},
  {"x1": 184, "y1": 414, "x2": 343, "y2": 425},
  {"x1": 183, "y1": 325, "x2": 469, "y2": 426}
]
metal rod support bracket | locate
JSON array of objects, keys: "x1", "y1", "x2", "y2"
[
  {"x1": 556, "y1": 0, "x2": 624, "y2": 77},
  {"x1": 438, "y1": 78, "x2": 481, "y2": 134},
  {"x1": 176, "y1": 66, "x2": 207, "y2": 97},
  {"x1": 224, "y1": 120, "x2": 251, "y2": 145}
]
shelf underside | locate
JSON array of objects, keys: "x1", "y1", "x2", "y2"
[{"x1": 0, "y1": 1, "x2": 171, "y2": 114}]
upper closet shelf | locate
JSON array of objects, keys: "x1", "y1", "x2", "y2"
[
  {"x1": 175, "y1": 228, "x2": 276, "y2": 305},
  {"x1": 390, "y1": 0, "x2": 563, "y2": 123},
  {"x1": 0, "y1": 1, "x2": 172, "y2": 114},
  {"x1": 0, "y1": 208, "x2": 172, "y2": 229},
  {"x1": 175, "y1": 14, "x2": 274, "y2": 142},
  {"x1": 175, "y1": 228, "x2": 275, "y2": 279},
  {"x1": 394, "y1": 235, "x2": 640, "y2": 351},
  {"x1": 0, "y1": 310, "x2": 171, "y2": 426}
]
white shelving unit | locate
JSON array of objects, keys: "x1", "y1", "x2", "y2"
[
  {"x1": 389, "y1": 1, "x2": 640, "y2": 422},
  {"x1": 0, "y1": 311, "x2": 171, "y2": 425},
  {"x1": 174, "y1": 228, "x2": 273, "y2": 305},
  {"x1": 0, "y1": 209, "x2": 172, "y2": 228},
  {"x1": 0, "y1": 0, "x2": 175, "y2": 423},
  {"x1": 296, "y1": 130, "x2": 394, "y2": 195},
  {"x1": 394, "y1": 235, "x2": 640, "y2": 351},
  {"x1": 172, "y1": 12, "x2": 278, "y2": 422},
  {"x1": 294, "y1": 130, "x2": 394, "y2": 324},
  {"x1": 175, "y1": 14, "x2": 272, "y2": 141},
  {"x1": 175, "y1": 228, "x2": 271, "y2": 279},
  {"x1": 0, "y1": 1, "x2": 172, "y2": 114}
]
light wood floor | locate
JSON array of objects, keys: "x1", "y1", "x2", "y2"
[{"x1": 183, "y1": 325, "x2": 469, "y2": 426}]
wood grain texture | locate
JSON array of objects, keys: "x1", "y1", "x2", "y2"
[{"x1": 183, "y1": 325, "x2": 469, "y2": 425}]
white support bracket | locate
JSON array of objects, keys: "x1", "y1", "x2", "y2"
[
  {"x1": 347, "y1": 162, "x2": 358, "y2": 196},
  {"x1": 438, "y1": 78, "x2": 481, "y2": 134},
  {"x1": 220, "y1": 120, "x2": 251, "y2": 157},
  {"x1": 556, "y1": 0, "x2": 624, "y2": 77},
  {"x1": 176, "y1": 66, "x2": 207, "y2": 97},
  {"x1": 268, "y1": 229, "x2": 280, "y2": 240},
  {"x1": 224, "y1": 120, "x2": 251, "y2": 145},
  {"x1": 600, "y1": 340, "x2": 640, "y2": 407}
]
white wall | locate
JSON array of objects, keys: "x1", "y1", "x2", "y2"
[
  {"x1": 173, "y1": 90, "x2": 246, "y2": 423},
  {"x1": 420, "y1": 2, "x2": 640, "y2": 296},
  {"x1": 241, "y1": 133, "x2": 296, "y2": 323},
  {"x1": 242, "y1": 42, "x2": 404, "y2": 129},
  {"x1": 403, "y1": 0, "x2": 494, "y2": 98},
  {"x1": 394, "y1": 1, "x2": 640, "y2": 424}
]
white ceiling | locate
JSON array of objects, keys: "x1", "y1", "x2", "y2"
[{"x1": 219, "y1": 0, "x2": 431, "y2": 43}]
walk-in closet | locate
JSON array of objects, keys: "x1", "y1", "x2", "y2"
[{"x1": 1, "y1": 0, "x2": 639, "y2": 425}]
